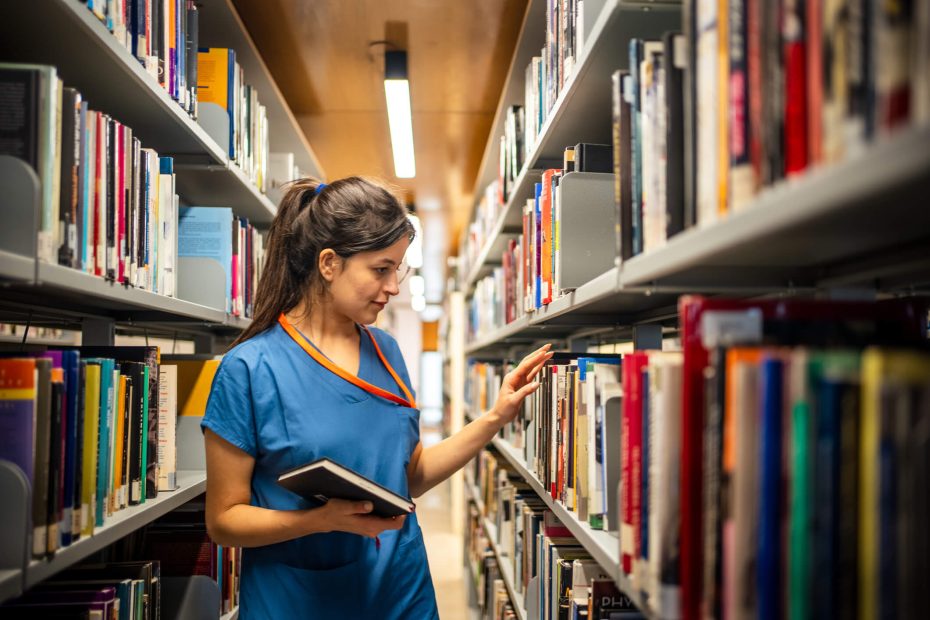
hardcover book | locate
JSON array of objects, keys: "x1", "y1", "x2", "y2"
[{"x1": 277, "y1": 457, "x2": 414, "y2": 518}]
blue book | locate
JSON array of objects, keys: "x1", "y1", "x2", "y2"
[
  {"x1": 628, "y1": 39, "x2": 644, "y2": 256},
  {"x1": 813, "y1": 376, "x2": 843, "y2": 619},
  {"x1": 178, "y1": 207, "x2": 233, "y2": 313},
  {"x1": 56, "y1": 350, "x2": 80, "y2": 546},
  {"x1": 757, "y1": 357, "x2": 783, "y2": 620},
  {"x1": 86, "y1": 358, "x2": 114, "y2": 527},
  {"x1": 80, "y1": 100, "x2": 92, "y2": 273}
]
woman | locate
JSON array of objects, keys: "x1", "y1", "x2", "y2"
[{"x1": 202, "y1": 177, "x2": 553, "y2": 618}]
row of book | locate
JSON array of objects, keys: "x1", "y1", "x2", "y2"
[
  {"x1": 84, "y1": 0, "x2": 200, "y2": 119},
  {"x1": 468, "y1": 237, "x2": 525, "y2": 341},
  {"x1": 178, "y1": 206, "x2": 266, "y2": 318},
  {"x1": 467, "y1": 452, "x2": 645, "y2": 619},
  {"x1": 460, "y1": 180, "x2": 506, "y2": 280},
  {"x1": 0, "y1": 503, "x2": 241, "y2": 617},
  {"x1": 466, "y1": 525, "x2": 519, "y2": 620},
  {"x1": 0, "y1": 348, "x2": 223, "y2": 561},
  {"x1": 482, "y1": 295, "x2": 930, "y2": 619},
  {"x1": 466, "y1": 2, "x2": 930, "y2": 283},
  {"x1": 198, "y1": 47, "x2": 271, "y2": 191},
  {"x1": 0, "y1": 64, "x2": 180, "y2": 285}
]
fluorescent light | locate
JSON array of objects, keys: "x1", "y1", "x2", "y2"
[
  {"x1": 384, "y1": 51, "x2": 415, "y2": 179},
  {"x1": 406, "y1": 214, "x2": 423, "y2": 268},
  {"x1": 411, "y1": 295, "x2": 426, "y2": 312},
  {"x1": 385, "y1": 80, "x2": 416, "y2": 177}
]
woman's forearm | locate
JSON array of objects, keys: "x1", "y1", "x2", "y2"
[
  {"x1": 207, "y1": 503, "x2": 328, "y2": 548},
  {"x1": 408, "y1": 410, "x2": 505, "y2": 497}
]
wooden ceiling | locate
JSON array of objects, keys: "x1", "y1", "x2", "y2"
[{"x1": 231, "y1": 0, "x2": 528, "y2": 255}]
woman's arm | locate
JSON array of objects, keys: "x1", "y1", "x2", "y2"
[
  {"x1": 406, "y1": 344, "x2": 553, "y2": 498},
  {"x1": 204, "y1": 428, "x2": 405, "y2": 547}
]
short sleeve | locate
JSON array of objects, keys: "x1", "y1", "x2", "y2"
[{"x1": 201, "y1": 355, "x2": 258, "y2": 457}]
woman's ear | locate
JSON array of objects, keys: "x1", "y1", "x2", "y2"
[{"x1": 318, "y1": 248, "x2": 341, "y2": 282}]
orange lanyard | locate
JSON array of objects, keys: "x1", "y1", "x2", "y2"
[{"x1": 278, "y1": 313, "x2": 416, "y2": 408}]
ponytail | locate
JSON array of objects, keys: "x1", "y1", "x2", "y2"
[{"x1": 230, "y1": 176, "x2": 415, "y2": 348}]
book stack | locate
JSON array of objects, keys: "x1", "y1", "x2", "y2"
[
  {"x1": 177, "y1": 207, "x2": 265, "y2": 317},
  {"x1": 0, "y1": 559, "x2": 162, "y2": 619},
  {"x1": 612, "y1": 2, "x2": 930, "y2": 260},
  {"x1": 84, "y1": 0, "x2": 200, "y2": 118},
  {"x1": 467, "y1": 452, "x2": 647, "y2": 620},
  {"x1": 0, "y1": 64, "x2": 180, "y2": 289},
  {"x1": 0, "y1": 346, "x2": 176, "y2": 559},
  {"x1": 198, "y1": 47, "x2": 270, "y2": 191}
]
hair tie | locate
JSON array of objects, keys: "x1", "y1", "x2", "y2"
[{"x1": 314, "y1": 183, "x2": 327, "y2": 196}]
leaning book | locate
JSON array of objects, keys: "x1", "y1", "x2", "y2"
[{"x1": 277, "y1": 457, "x2": 415, "y2": 518}]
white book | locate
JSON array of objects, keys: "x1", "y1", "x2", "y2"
[
  {"x1": 696, "y1": 0, "x2": 719, "y2": 226},
  {"x1": 157, "y1": 364, "x2": 178, "y2": 491}
]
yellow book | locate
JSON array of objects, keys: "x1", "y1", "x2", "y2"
[
  {"x1": 81, "y1": 362, "x2": 101, "y2": 537},
  {"x1": 716, "y1": 0, "x2": 729, "y2": 217},
  {"x1": 859, "y1": 348, "x2": 930, "y2": 620},
  {"x1": 113, "y1": 375, "x2": 127, "y2": 511},
  {"x1": 160, "y1": 359, "x2": 221, "y2": 417},
  {"x1": 197, "y1": 48, "x2": 232, "y2": 110}
]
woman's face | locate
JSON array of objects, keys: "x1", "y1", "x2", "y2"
[{"x1": 325, "y1": 236, "x2": 412, "y2": 325}]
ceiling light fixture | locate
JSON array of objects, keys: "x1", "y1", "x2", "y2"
[{"x1": 384, "y1": 50, "x2": 416, "y2": 178}]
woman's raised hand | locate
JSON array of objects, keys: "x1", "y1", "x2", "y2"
[{"x1": 489, "y1": 343, "x2": 554, "y2": 426}]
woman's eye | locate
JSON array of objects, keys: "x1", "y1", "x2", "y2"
[{"x1": 374, "y1": 267, "x2": 389, "y2": 275}]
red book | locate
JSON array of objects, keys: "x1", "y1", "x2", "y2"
[
  {"x1": 116, "y1": 123, "x2": 126, "y2": 284},
  {"x1": 806, "y1": 0, "x2": 823, "y2": 164},
  {"x1": 621, "y1": 351, "x2": 648, "y2": 575},
  {"x1": 783, "y1": 0, "x2": 808, "y2": 175}
]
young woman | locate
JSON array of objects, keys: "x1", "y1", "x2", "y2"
[{"x1": 202, "y1": 177, "x2": 553, "y2": 619}]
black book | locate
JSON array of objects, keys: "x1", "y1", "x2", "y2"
[
  {"x1": 572, "y1": 142, "x2": 612, "y2": 173},
  {"x1": 277, "y1": 457, "x2": 415, "y2": 518},
  {"x1": 58, "y1": 87, "x2": 81, "y2": 268},
  {"x1": 0, "y1": 67, "x2": 40, "y2": 167},
  {"x1": 681, "y1": 1, "x2": 698, "y2": 229},
  {"x1": 663, "y1": 32, "x2": 685, "y2": 239},
  {"x1": 46, "y1": 377, "x2": 65, "y2": 555},
  {"x1": 186, "y1": 0, "x2": 199, "y2": 118}
]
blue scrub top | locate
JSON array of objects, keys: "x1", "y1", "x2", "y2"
[{"x1": 202, "y1": 323, "x2": 439, "y2": 619}]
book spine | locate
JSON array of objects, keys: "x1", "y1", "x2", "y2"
[
  {"x1": 728, "y1": 0, "x2": 754, "y2": 211},
  {"x1": 783, "y1": 0, "x2": 809, "y2": 176}
]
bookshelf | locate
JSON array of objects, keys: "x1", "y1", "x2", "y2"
[
  {"x1": 0, "y1": 0, "x2": 321, "y2": 613},
  {"x1": 0, "y1": 0, "x2": 325, "y2": 226},
  {"x1": 24, "y1": 471, "x2": 207, "y2": 588},
  {"x1": 463, "y1": 478, "x2": 527, "y2": 620},
  {"x1": 453, "y1": 0, "x2": 930, "y2": 617}
]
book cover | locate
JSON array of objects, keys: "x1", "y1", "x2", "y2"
[
  {"x1": 178, "y1": 206, "x2": 233, "y2": 313},
  {"x1": 277, "y1": 457, "x2": 415, "y2": 518}
]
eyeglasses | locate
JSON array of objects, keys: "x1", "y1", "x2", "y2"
[{"x1": 372, "y1": 261, "x2": 412, "y2": 285}]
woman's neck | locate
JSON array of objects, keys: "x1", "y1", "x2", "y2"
[{"x1": 286, "y1": 298, "x2": 357, "y2": 344}]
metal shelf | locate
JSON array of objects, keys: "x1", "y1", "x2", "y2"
[
  {"x1": 24, "y1": 471, "x2": 206, "y2": 589},
  {"x1": 0, "y1": 249, "x2": 36, "y2": 283},
  {"x1": 175, "y1": 161, "x2": 279, "y2": 225},
  {"x1": 490, "y1": 438, "x2": 654, "y2": 618},
  {"x1": 464, "y1": 481, "x2": 527, "y2": 620},
  {"x1": 197, "y1": 0, "x2": 325, "y2": 180},
  {"x1": 620, "y1": 125, "x2": 930, "y2": 291},
  {"x1": 0, "y1": 0, "x2": 225, "y2": 166},
  {"x1": 0, "y1": 262, "x2": 249, "y2": 335}
]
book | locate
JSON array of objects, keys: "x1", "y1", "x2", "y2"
[{"x1": 277, "y1": 457, "x2": 415, "y2": 518}]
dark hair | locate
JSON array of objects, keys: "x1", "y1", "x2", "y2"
[{"x1": 231, "y1": 176, "x2": 415, "y2": 347}]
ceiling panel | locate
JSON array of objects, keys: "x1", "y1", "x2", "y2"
[{"x1": 231, "y1": 0, "x2": 528, "y2": 256}]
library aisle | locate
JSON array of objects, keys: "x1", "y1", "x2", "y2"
[{"x1": 2, "y1": 0, "x2": 930, "y2": 619}]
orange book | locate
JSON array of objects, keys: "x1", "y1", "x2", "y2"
[
  {"x1": 113, "y1": 374, "x2": 127, "y2": 511},
  {"x1": 161, "y1": 359, "x2": 220, "y2": 417},
  {"x1": 540, "y1": 168, "x2": 560, "y2": 305}
]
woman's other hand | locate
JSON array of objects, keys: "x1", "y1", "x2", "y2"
[{"x1": 488, "y1": 343, "x2": 553, "y2": 426}]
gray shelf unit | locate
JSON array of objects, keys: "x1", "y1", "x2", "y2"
[
  {"x1": 489, "y1": 438, "x2": 655, "y2": 619},
  {"x1": 463, "y1": 480, "x2": 527, "y2": 620},
  {"x1": 25, "y1": 471, "x2": 207, "y2": 589},
  {"x1": 0, "y1": 465, "x2": 205, "y2": 603},
  {"x1": 463, "y1": 0, "x2": 681, "y2": 290},
  {"x1": 0, "y1": 261, "x2": 250, "y2": 337},
  {"x1": 0, "y1": 0, "x2": 312, "y2": 226},
  {"x1": 620, "y1": 125, "x2": 930, "y2": 291}
]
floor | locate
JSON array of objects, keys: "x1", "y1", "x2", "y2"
[{"x1": 419, "y1": 477, "x2": 469, "y2": 620}]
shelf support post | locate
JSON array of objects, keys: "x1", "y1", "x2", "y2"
[
  {"x1": 82, "y1": 318, "x2": 115, "y2": 346},
  {"x1": 632, "y1": 324, "x2": 662, "y2": 350}
]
